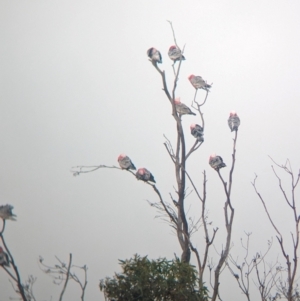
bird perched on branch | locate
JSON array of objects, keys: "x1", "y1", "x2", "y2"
[
  {"x1": 147, "y1": 47, "x2": 162, "y2": 64},
  {"x1": 136, "y1": 168, "x2": 156, "y2": 183},
  {"x1": 228, "y1": 111, "x2": 240, "y2": 132},
  {"x1": 174, "y1": 98, "x2": 196, "y2": 116},
  {"x1": 0, "y1": 247, "x2": 9, "y2": 267},
  {"x1": 118, "y1": 154, "x2": 136, "y2": 170},
  {"x1": 188, "y1": 75, "x2": 211, "y2": 91},
  {"x1": 0, "y1": 205, "x2": 16, "y2": 221},
  {"x1": 190, "y1": 124, "x2": 204, "y2": 142},
  {"x1": 209, "y1": 154, "x2": 226, "y2": 171},
  {"x1": 168, "y1": 45, "x2": 185, "y2": 63}
]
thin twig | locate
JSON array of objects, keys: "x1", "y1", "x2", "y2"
[
  {"x1": 252, "y1": 177, "x2": 282, "y2": 238},
  {"x1": 71, "y1": 165, "x2": 122, "y2": 176},
  {"x1": 167, "y1": 20, "x2": 179, "y2": 48}
]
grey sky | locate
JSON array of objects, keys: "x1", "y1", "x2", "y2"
[{"x1": 1, "y1": 0, "x2": 300, "y2": 300}]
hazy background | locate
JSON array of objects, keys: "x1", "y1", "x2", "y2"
[{"x1": 1, "y1": 0, "x2": 300, "y2": 300}]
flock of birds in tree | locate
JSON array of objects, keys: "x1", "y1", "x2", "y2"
[
  {"x1": 115, "y1": 46, "x2": 240, "y2": 184},
  {"x1": 0, "y1": 47, "x2": 242, "y2": 272},
  {"x1": 0, "y1": 205, "x2": 16, "y2": 268},
  {"x1": 0, "y1": 47, "x2": 242, "y2": 269}
]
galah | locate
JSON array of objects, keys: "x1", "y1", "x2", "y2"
[
  {"x1": 0, "y1": 205, "x2": 16, "y2": 221},
  {"x1": 0, "y1": 247, "x2": 9, "y2": 267},
  {"x1": 188, "y1": 75, "x2": 211, "y2": 91},
  {"x1": 168, "y1": 45, "x2": 186, "y2": 62},
  {"x1": 228, "y1": 111, "x2": 240, "y2": 132},
  {"x1": 174, "y1": 98, "x2": 196, "y2": 116},
  {"x1": 118, "y1": 154, "x2": 136, "y2": 170},
  {"x1": 190, "y1": 124, "x2": 204, "y2": 142},
  {"x1": 209, "y1": 154, "x2": 226, "y2": 171},
  {"x1": 136, "y1": 168, "x2": 156, "y2": 183},
  {"x1": 147, "y1": 47, "x2": 162, "y2": 64}
]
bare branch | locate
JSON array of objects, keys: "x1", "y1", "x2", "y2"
[
  {"x1": 253, "y1": 159, "x2": 300, "y2": 301},
  {"x1": 71, "y1": 164, "x2": 122, "y2": 176},
  {"x1": 0, "y1": 219, "x2": 6, "y2": 234},
  {"x1": 163, "y1": 134, "x2": 176, "y2": 163},
  {"x1": 211, "y1": 126, "x2": 238, "y2": 301},
  {"x1": 59, "y1": 253, "x2": 72, "y2": 301},
  {"x1": 226, "y1": 234, "x2": 278, "y2": 301},
  {"x1": 151, "y1": 184, "x2": 177, "y2": 225},
  {"x1": 252, "y1": 176, "x2": 282, "y2": 238},
  {"x1": 271, "y1": 165, "x2": 293, "y2": 208},
  {"x1": 184, "y1": 170, "x2": 203, "y2": 203},
  {"x1": 2, "y1": 265, "x2": 18, "y2": 282},
  {"x1": 185, "y1": 140, "x2": 202, "y2": 160},
  {"x1": 167, "y1": 20, "x2": 179, "y2": 48},
  {"x1": 0, "y1": 230, "x2": 28, "y2": 301}
]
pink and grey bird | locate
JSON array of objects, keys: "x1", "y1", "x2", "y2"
[
  {"x1": 0, "y1": 205, "x2": 16, "y2": 221},
  {"x1": 188, "y1": 75, "x2": 211, "y2": 91},
  {"x1": 147, "y1": 47, "x2": 162, "y2": 64},
  {"x1": 118, "y1": 154, "x2": 136, "y2": 170},
  {"x1": 190, "y1": 124, "x2": 204, "y2": 142},
  {"x1": 136, "y1": 168, "x2": 156, "y2": 183},
  {"x1": 228, "y1": 111, "x2": 240, "y2": 132},
  {"x1": 209, "y1": 154, "x2": 226, "y2": 171},
  {"x1": 0, "y1": 247, "x2": 9, "y2": 267},
  {"x1": 174, "y1": 98, "x2": 196, "y2": 116},
  {"x1": 168, "y1": 45, "x2": 186, "y2": 62}
]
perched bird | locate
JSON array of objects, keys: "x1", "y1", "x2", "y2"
[
  {"x1": 0, "y1": 247, "x2": 9, "y2": 267},
  {"x1": 209, "y1": 154, "x2": 226, "y2": 171},
  {"x1": 168, "y1": 45, "x2": 186, "y2": 62},
  {"x1": 174, "y1": 98, "x2": 196, "y2": 116},
  {"x1": 136, "y1": 168, "x2": 156, "y2": 183},
  {"x1": 188, "y1": 75, "x2": 211, "y2": 91},
  {"x1": 147, "y1": 47, "x2": 162, "y2": 64},
  {"x1": 0, "y1": 205, "x2": 16, "y2": 221},
  {"x1": 190, "y1": 124, "x2": 204, "y2": 142},
  {"x1": 118, "y1": 154, "x2": 136, "y2": 170},
  {"x1": 228, "y1": 111, "x2": 240, "y2": 132}
]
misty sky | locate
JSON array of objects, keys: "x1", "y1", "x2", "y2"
[{"x1": 1, "y1": 0, "x2": 300, "y2": 300}]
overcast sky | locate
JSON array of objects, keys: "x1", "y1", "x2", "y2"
[{"x1": 1, "y1": 0, "x2": 300, "y2": 300}]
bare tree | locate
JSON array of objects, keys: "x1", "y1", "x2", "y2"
[
  {"x1": 226, "y1": 232, "x2": 281, "y2": 301},
  {"x1": 253, "y1": 158, "x2": 300, "y2": 301},
  {"x1": 39, "y1": 254, "x2": 88, "y2": 301},
  {"x1": 71, "y1": 22, "x2": 242, "y2": 300}
]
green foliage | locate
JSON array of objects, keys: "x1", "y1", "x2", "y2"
[{"x1": 99, "y1": 254, "x2": 209, "y2": 301}]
